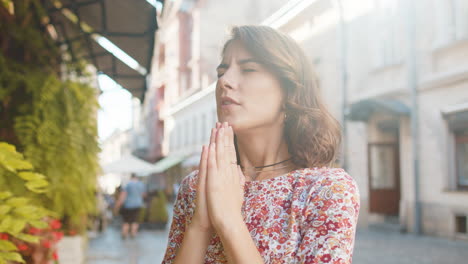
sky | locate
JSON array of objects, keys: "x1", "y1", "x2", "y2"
[{"x1": 97, "y1": 74, "x2": 133, "y2": 141}]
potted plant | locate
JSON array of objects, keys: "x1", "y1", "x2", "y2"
[{"x1": 146, "y1": 191, "x2": 168, "y2": 230}]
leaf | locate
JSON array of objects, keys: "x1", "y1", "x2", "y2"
[
  {"x1": 29, "y1": 220, "x2": 48, "y2": 229},
  {"x1": 14, "y1": 233, "x2": 39, "y2": 243},
  {"x1": 9, "y1": 219, "x2": 26, "y2": 233},
  {"x1": 0, "y1": 216, "x2": 12, "y2": 233},
  {"x1": 5, "y1": 197, "x2": 29, "y2": 207},
  {"x1": 25, "y1": 179, "x2": 49, "y2": 193},
  {"x1": 12, "y1": 205, "x2": 41, "y2": 219},
  {"x1": 0, "y1": 143, "x2": 33, "y2": 172},
  {"x1": 0, "y1": 204, "x2": 11, "y2": 215},
  {"x1": 0, "y1": 192, "x2": 12, "y2": 200},
  {"x1": 17, "y1": 171, "x2": 46, "y2": 181},
  {"x1": 0, "y1": 252, "x2": 25, "y2": 263},
  {"x1": 0, "y1": 240, "x2": 17, "y2": 251}
]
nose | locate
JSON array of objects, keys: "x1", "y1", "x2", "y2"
[
  {"x1": 219, "y1": 77, "x2": 233, "y2": 91},
  {"x1": 218, "y1": 68, "x2": 237, "y2": 91}
]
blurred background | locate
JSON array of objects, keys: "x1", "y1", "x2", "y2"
[{"x1": 1, "y1": 0, "x2": 467, "y2": 263}]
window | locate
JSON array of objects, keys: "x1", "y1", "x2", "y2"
[
  {"x1": 370, "y1": 0, "x2": 403, "y2": 68},
  {"x1": 455, "y1": 129, "x2": 468, "y2": 189},
  {"x1": 455, "y1": 215, "x2": 467, "y2": 234},
  {"x1": 369, "y1": 143, "x2": 398, "y2": 189},
  {"x1": 193, "y1": 116, "x2": 198, "y2": 145},
  {"x1": 185, "y1": 120, "x2": 189, "y2": 146},
  {"x1": 434, "y1": 0, "x2": 468, "y2": 46}
]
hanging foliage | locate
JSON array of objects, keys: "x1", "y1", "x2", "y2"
[{"x1": 0, "y1": 0, "x2": 100, "y2": 234}]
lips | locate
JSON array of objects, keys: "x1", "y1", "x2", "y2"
[{"x1": 220, "y1": 96, "x2": 240, "y2": 106}]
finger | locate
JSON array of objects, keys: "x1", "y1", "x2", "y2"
[
  {"x1": 216, "y1": 126, "x2": 225, "y2": 171},
  {"x1": 216, "y1": 122, "x2": 221, "y2": 129},
  {"x1": 209, "y1": 128, "x2": 217, "y2": 145},
  {"x1": 207, "y1": 142, "x2": 217, "y2": 180},
  {"x1": 198, "y1": 145, "x2": 208, "y2": 189}
]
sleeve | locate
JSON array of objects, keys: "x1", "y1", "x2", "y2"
[
  {"x1": 296, "y1": 171, "x2": 360, "y2": 264},
  {"x1": 161, "y1": 171, "x2": 197, "y2": 264}
]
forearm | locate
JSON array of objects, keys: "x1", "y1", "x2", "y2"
[
  {"x1": 173, "y1": 225, "x2": 212, "y2": 264},
  {"x1": 217, "y1": 217, "x2": 264, "y2": 264}
]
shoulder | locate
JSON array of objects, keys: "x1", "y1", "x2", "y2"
[{"x1": 296, "y1": 167, "x2": 360, "y2": 200}]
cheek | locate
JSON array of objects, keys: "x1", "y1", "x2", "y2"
[{"x1": 246, "y1": 78, "x2": 283, "y2": 110}]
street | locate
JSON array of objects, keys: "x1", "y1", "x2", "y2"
[{"x1": 86, "y1": 206, "x2": 468, "y2": 264}]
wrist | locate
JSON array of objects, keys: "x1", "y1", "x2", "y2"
[
  {"x1": 213, "y1": 214, "x2": 245, "y2": 236},
  {"x1": 188, "y1": 222, "x2": 214, "y2": 235}
]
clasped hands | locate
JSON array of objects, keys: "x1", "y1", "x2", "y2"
[{"x1": 190, "y1": 122, "x2": 247, "y2": 234}]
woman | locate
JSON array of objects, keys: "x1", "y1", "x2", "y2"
[{"x1": 162, "y1": 25, "x2": 360, "y2": 264}]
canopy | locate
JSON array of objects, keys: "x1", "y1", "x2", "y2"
[
  {"x1": 102, "y1": 154, "x2": 158, "y2": 175},
  {"x1": 347, "y1": 98, "x2": 410, "y2": 122},
  {"x1": 152, "y1": 154, "x2": 187, "y2": 174},
  {"x1": 45, "y1": 0, "x2": 159, "y2": 100}
]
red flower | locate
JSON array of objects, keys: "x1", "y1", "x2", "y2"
[
  {"x1": 49, "y1": 219, "x2": 62, "y2": 230},
  {"x1": 42, "y1": 240, "x2": 52, "y2": 249},
  {"x1": 17, "y1": 244, "x2": 29, "y2": 251},
  {"x1": 52, "y1": 231, "x2": 64, "y2": 241},
  {"x1": 28, "y1": 227, "x2": 41, "y2": 235},
  {"x1": 52, "y1": 251, "x2": 59, "y2": 260},
  {"x1": 0, "y1": 233, "x2": 9, "y2": 240},
  {"x1": 68, "y1": 230, "x2": 77, "y2": 236}
]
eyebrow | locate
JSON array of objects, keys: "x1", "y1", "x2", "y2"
[{"x1": 216, "y1": 58, "x2": 260, "y2": 70}]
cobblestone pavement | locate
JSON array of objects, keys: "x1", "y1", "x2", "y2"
[{"x1": 86, "y1": 205, "x2": 468, "y2": 264}]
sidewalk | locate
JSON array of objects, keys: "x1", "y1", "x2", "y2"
[
  {"x1": 353, "y1": 226, "x2": 468, "y2": 264},
  {"x1": 86, "y1": 204, "x2": 173, "y2": 264},
  {"x1": 86, "y1": 204, "x2": 468, "y2": 264},
  {"x1": 86, "y1": 225, "x2": 169, "y2": 264}
]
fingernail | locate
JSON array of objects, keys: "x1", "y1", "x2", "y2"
[{"x1": 224, "y1": 122, "x2": 228, "y2": 127}]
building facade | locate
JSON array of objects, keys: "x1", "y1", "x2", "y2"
[{"x1": 142, "y1": 0, "x2": 468, "y2": 239}]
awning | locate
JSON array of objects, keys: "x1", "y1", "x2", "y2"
[
  {"x1": 102, "y1": 154, "x2": 159, "y2": 175},
  {"x1": 347, "y1": 98, "x2": 410, "y2": 122},
  {"x1": 181, "y1": 153, "x2": 201, "y2": 168},
  {"x1": 45, "y1": 0, "x2": 159, "y2": 100},
  {"x1": 152, "y1": 154, "x2": 187, "y2": 174}
]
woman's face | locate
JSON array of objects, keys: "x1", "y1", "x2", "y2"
[{"x1": 215, "y1": 42, "x2": 285, "y2": 132}]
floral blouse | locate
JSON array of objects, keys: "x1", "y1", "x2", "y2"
[{"x1": 162, "y1": 167, "x2": 360, "y2": 264}]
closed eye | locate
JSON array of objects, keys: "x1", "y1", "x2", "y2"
[{"x1": 242, "y1": 69, "x2": 256, "y2": 73}]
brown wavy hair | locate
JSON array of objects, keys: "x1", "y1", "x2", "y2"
[{"x1": 224, "y1": 25, "x2": 342, "y2": 168}]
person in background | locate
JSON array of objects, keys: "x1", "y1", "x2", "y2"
[{"x1": 115, "y1": 174, "x2": 146, "y2": 239}]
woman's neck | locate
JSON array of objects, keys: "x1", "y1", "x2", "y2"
[{"x1": 235, "y1": 127, "x2": 295, "y2": 181}]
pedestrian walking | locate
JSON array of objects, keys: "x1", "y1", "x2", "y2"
[
  {"x1": 162, "y1": 25, "x2": 360, "y2": 263},
  {"x1": 115, "y1": 174, "x2": 146, "y2": 239}
]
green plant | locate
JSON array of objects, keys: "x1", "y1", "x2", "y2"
[
  {"x1": 148, "y1": 191, "x2": 168, "y2": 224},
  {"x1": 138, "y1": 207, "x2": 147, "y2": 223},
  {"x1": 0, "y1": 0, "x2": 100, "y2": 234},
  {"x1": 0, "y1": 142, "x2": 55, "y2": 264}
]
